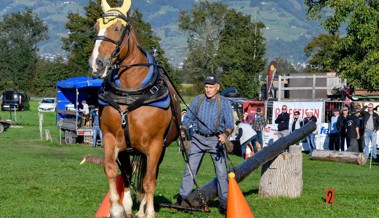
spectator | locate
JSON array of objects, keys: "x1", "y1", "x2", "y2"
[
  {"x1": 241, "y1": 110, "x2": 251, "y2": 124},
  {"x1": 181, "y1": 109, "x2": 193, "y2": 140},
  {"x1": 354, "y1": 105, "x2": 365, "y2": 152},
  {"x1": 289, "y1": 110, "x2": 303, "y2": 145},
  {"x1": 235, "y1": 120, "x2": 259, "y2": 158},
  {"x1": 337, "y1": 107, "x2": 349, "y2": 151},
  {"x1": 345, "y1": 109, "x2": 360, "y2": 152},
  {"x1": 181, "y1": 108, "x2": 187, "y2": 121},
  {"x1": 328, "y1": 108, "x2": 340, "y2": 151},
  {"x1": 360, "y1": 103, "x2": 379, "y2": 160},
  {"x1": 290, "y1": 111, "x2": 303, "y2": 132},
  {"x1": 251, "y1": 107, "x2": 266, "y2": 147},
  {"x1": 79, "y1": 100, "x2": 90, "y2": 127},
  {"x1": 177, "y1": 74, "x2": 234, "y2": 214},
  {"x1": 275, "y1": 105, "x2": 290, "y2": 138},
  {"x1": 303, "y1": 109, "x2": 317, "y2": 152},
  {"x1": 91, "y1": 107, "x2": 102, "y2": 148}
]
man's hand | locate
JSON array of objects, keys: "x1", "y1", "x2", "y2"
[
  {"x1": 181, "y1": 131, "x2": 186, "y2": 139},
  {"x1": 218, "y1": 133, "x2": 228, "y2": 144},
  {"x1": 180, "y1": 126, "x2": 186, "y2": 139}
]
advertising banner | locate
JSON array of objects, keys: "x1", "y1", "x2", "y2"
[{"x1": 272, "y1": 101, "x2": 324, "y2": 124}]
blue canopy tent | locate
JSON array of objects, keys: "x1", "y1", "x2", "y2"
[{"x1": 56, "y1": 77, "x2": 103, "y2": 121}]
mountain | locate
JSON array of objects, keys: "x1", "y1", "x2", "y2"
[{"x1": 0, "y1": 0, "x2": 325, "y2": 67}]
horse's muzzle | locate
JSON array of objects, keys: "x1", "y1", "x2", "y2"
[{"x1": 91, "y1": 57, "x2": 108, "y2": 78}]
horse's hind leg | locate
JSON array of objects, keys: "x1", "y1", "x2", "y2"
[
  {"x1": 118, "y1": 151, "x2": 133, "y2": 218},
  {"x1": 104, "y1": 150, "x2": 127, "y2": 218}
]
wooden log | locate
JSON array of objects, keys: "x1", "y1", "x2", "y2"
[
  {"x1": 259, "y1": 145, "x2": 303, "y2": 198},
  {"x1": 310, "y1": 150, "x2": 367, "y2": 165},
  {"x1": 180, "y1": 122, "x2": 317, "y2": 208}
]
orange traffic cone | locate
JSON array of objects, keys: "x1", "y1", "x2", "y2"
[
  {"x1": 95, "y1": 174, "x2": 125, "y2": 218},
  {"x1": 227, "y1": 172, "x2": 254, "y2": 218}
]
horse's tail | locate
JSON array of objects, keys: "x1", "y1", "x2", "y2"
[{"x1": 132, "y1": 154, "x2": 146, "y2": 202}]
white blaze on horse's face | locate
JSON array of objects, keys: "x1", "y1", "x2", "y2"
[
  {"x1": 91, "y1": 27, "x2": 107, "y2": 78},
  {"x1": 89, "y1": 0, "x2": 131, "y2": 78}
]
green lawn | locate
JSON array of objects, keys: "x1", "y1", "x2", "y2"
[{"x1": 0, "y1": 101, "x2": 378, "y2": 218}]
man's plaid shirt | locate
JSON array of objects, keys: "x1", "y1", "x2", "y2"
[{"x1": 252, "y1": 115, "x2": 266, "y2": 131}]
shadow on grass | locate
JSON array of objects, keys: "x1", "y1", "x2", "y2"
[{"x1": 243, "y1": 188, "x2": 259, "y2": 196}]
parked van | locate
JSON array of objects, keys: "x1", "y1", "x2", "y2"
[{"x1": 1, "y1": 90, "x2": 30, "y2": 111}]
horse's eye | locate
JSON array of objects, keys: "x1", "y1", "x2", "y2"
[{"x1": 115, "y1": 26, "x2": 123, "y2": 32}]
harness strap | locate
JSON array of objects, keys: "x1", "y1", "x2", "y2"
[
  {"x1": 216, "y1": 94, "x2": 221, "y2": 132},
  {"x1": 100, "y1": 92, "x2": 133, "y2": 152}
]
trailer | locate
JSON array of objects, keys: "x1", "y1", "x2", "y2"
[{"x1": 56, "y1": 76, "x2": 103, "y2": 144}]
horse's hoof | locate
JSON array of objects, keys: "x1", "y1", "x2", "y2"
[
  {"x1": 110, "y1": 204, "x2": 127, "y2": 218},
  {"x1": 135, "y1": 212, "x2": 145, "y2": 218},
  {"x1": 144, "y1": 211, "x2": 156, "y2": 218}
]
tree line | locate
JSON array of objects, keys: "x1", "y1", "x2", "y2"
[{"x1": 0, "y1": 0, "x2": 377, "y2": 97}]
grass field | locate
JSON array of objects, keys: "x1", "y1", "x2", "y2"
[{"x1": 0, "y1": 101, "x2": 378, "y2": 218}]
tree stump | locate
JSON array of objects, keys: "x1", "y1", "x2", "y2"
[
  {"x1": 311, "y1": 150, "x2": 367, "y2": 165},
  {"x1": 259, "y1": 145, "x2": 303, "y2": 198}
]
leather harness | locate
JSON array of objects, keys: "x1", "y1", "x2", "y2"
[{"x1": 98, "y1": 64, "x2": 176, "y2": 153}]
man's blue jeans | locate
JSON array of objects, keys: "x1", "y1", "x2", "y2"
[
  {"x1": 364, "y1": 129, "x2": 377, "y2": 159},
  {"x1": 93, "y1": 126, "x2": 103, "y2": 147},
  {"x1": 306, "y1": 133, "x2": 316, "y2": 151}
]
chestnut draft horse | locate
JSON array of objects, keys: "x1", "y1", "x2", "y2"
[{"x1": 89, "y1": 0, "x2": 180, "y2": 217}]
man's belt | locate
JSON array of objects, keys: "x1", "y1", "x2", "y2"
[{"x1": 194, "y1": 131, "x2": 221, "y2": 138}]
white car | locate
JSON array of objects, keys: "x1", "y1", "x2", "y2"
[{"x1": 38, "y1": 98, "x2": 57, "y2": 112}]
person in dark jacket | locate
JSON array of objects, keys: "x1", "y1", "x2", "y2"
[
  {"x1": 275, "y1": 105, "x2": 290, "y2": 138},
  {"x1": 345, "y1": 109, "x2": 361, "y2": 152},
  {"x1": 336, "y1": 107, "x2": 349, "y2": 151},
  {"x1": 303, "y1": 109, "x2": 317, "y2": 152}
]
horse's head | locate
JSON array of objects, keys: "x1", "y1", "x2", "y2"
[{"x1": 89, "y1": 0, "x2": 132, "y2": 78}]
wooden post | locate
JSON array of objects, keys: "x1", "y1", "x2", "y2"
[
  {"x1": 45, "y1": 129, "x2": 52, "y2": 142},
  {"x1": 311, "y1": 150, "x2": 367, "y2": 165},
  {"x1": 39, "y1": 112, "x2": 43, "y2": 141},
  {"x1": 259, "y1": 145, "x2": 303, "y2": 198}
]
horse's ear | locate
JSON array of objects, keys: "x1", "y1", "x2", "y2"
[
  {"x1": 101, "y1": 0, "x2": 111, "y2": 13},
  {"x1": 121, "y1": 0, "x2": 131, "y2": 14}
]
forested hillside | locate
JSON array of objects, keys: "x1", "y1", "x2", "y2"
[{"x1": 0, "y1": 0, "x2": 324, "y2": 66}]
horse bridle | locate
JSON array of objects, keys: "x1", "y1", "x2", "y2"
[{"x1": 95, "y1": 12, "x2": 132, "y2": 66}]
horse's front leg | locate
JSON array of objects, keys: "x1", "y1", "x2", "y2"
[
  {"x1": 104, "y1": 150, "x2": 127, "y2": 218},
  {"x1": 136, "y1": 145, "x2": 162, "y2": 218}
]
